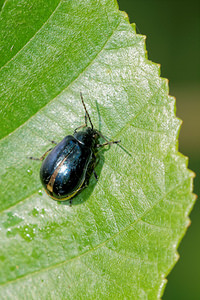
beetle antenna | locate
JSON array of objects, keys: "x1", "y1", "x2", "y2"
[{"x1": 80, "y1": 92, "x2": 93, "y2": 129}]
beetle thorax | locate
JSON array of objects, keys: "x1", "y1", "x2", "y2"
[{"x1": 74, "y1": 127, "x2": 99, "y2": 148}]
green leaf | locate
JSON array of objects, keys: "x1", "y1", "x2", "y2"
[{"x1": 0, "y1": 0, "x2": 195, "y2": 298}]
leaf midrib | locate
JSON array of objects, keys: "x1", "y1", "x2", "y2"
[
  {"x1": 0, "y1": 0, "x2": 62, "y2": 71},
  {"x1": 0, "y1": 0, "x2": 7, "y2": 13},
  {"x1": 0, "y1": 18, "x2": 121, "y2": 142},
  {"x1": 0, "y1": 85, "x2": 168, "y2": 215}
]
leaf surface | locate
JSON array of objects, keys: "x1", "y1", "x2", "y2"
[{"x1": 0, "y1": 0, "x2": 195, "y2": 299}]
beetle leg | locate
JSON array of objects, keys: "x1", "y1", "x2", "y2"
[
  {"x1": 93, "y1": 170, "x2": 98, "y2": 181},
  {"x1": 39, "y1": 148, "x2": 54, "y2": 160},
  {"x1": 95, "y1": 129, "x2": 121, "y2": 147},
  {"x1": 28, "y1": 148, "x2": 53, "y2": 161},
  {"x1": 28, "y1": 156, "x2": 41, "y2": 161},
  {"x1": 49, "y1": 140, "x2": 57, "y2": 145},
  {"x1": 96, "y1": 140, "x2": 120, "y2": 148}
]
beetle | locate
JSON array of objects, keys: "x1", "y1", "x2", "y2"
[{"x1": 29, "y1": 93, "x2": 120, "y2": 203}]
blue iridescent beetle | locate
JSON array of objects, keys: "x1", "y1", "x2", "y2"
[{"x1": 29, "y1": 93, "x2": 120, "y2": 203}]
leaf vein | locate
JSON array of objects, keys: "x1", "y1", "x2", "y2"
[{"x1": 0, "y1": 179, "x2": 190, "y2": 287}]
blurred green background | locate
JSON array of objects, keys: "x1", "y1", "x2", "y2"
[{"x1": 118, "y1": 0, "x2": 200, "y2": 299}]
